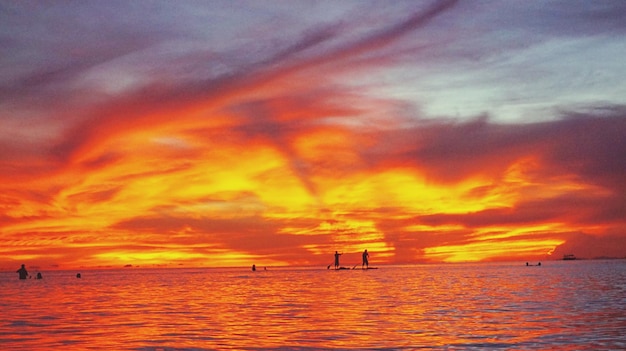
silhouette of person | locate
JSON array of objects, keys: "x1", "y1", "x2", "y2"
[
  {"x1": 36, "y1": 272, "x2": 43, "y2": 279},
  {"x1": 76, "y1": 273, "x2": 81, "y2": 278},
  {"x1": 362, "y1": 249, "x2": 369, "y2": 269},
  {"x1": 334, "y1": 251, "x2": 342, "y2": 269},
  {"x1": 252, "y1": 264, "x2": 256, "y2": 272},
  {"x1": 538, "y1": 262, "x2": 541, "y2": 266},
  {"x1": 16, "y1": 264, "x2": 28, "y2": 280}
]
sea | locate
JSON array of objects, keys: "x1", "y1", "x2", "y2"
[{"x1": 1, "y1": 260, "x2": 625, "y2": 350}]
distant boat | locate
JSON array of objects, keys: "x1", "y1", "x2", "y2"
[{"x1": 563, "y1": 254, "x2": 577, "y2": 260}]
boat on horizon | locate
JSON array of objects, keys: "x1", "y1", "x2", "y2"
[{"x1": 563, "y1": 254, "x2": 577, "y2": 260}]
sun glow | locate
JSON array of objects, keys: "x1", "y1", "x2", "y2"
[
  {"x1": 424, "y1": 238, "x2": 566, "y2": 262},
  {"x1": 2, "y1": 1, "x2": 625, "y2": 270}
]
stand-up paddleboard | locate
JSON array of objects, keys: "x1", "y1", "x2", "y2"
[{"x1": 328, "y1": 266, "x2": 379, "y2": 270}]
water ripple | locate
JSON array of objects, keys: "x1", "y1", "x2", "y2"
[{"x1": 1, "y1": 261, "x2": 625, "y2": 350}]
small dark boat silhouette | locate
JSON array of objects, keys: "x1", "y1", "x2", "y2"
[{"x1": 563, "y1": 254, "x2": 577, "y2": 260}]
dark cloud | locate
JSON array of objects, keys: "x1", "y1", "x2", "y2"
[
  {"x1": 545, "y1": 107, "x2": 626, "y2": 192},
  {"x1": 362, "y1": 110, "x2": 626, "y2": 189}
]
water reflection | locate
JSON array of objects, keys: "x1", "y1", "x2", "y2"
[{"x1": 1, "y1": 261, "x2": 625, "y2": 350}]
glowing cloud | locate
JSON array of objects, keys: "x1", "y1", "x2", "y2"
[{"x1": 1, "y1": 1, "x2": 625, "y2": 269}]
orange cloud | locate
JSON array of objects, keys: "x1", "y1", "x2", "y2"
[{"x1": 2, "y1": 1, "x2": 626, "y2": 270}]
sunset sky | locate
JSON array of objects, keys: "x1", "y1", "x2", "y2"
[{"x1": 1, "y1": 0, "x2": 625, "y2": 270}]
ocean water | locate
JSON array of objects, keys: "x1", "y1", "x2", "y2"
[{"x1": 1, "y1": 260, "x2": 625, "y2": 350}]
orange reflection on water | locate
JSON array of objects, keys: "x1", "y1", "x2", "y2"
[{"x1": 1, "y1": 262, "x2": 623, "y2": 350}]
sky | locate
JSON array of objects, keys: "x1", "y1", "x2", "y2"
[{"x1": 1, "y1": 0, "x2": 625, "y2": 270}]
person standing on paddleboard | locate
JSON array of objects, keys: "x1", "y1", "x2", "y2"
[
  {"x1": 362, "y1": 249, "x2": 369, "y2": 269},
  {"x1": 334, "y1": 251, "x2": 342, "y2": 269}
]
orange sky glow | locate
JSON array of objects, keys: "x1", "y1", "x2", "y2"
[{"x1": 1, "y1": 1, "x2": 625, "y2": 270}]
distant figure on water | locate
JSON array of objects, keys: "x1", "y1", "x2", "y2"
[
  {"x1": 252, "y1": 264, "x2": 256, "y2": 272},
  {"x1": 36, "y1": 272, "x2": 43, "y2": 279},
  {"x1": 76, "y1": 273, "x2": 81, "y2": 278},
  {"x1": 334, "y1": 251, "x2": 342, "y2": 269},
  {"x1": 16, "y1": 265, "x2": 28, "y2": 279},
  {"x1": 362, "y1": 249, "x2": 369, "y2": 269},
  {"x1": 16, "y1": 264, "x2": 28, "y2": 280}
]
